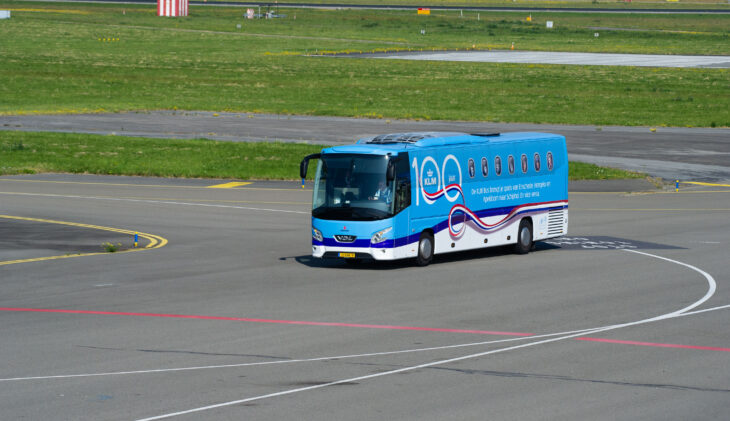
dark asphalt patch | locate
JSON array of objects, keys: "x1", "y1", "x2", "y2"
[
  {"x1": 543, "y1": 236, "x2": 683, "y2": 250},
  {"x1": 0, "y1": 218, "x2": 133, "y2": 256}
]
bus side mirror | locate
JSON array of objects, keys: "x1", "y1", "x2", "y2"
[
  {"x1": 300, "y1": 153, "x2": 321, "y2": 179},
  {"x1": 386, "y1": 159, "x2": 396, "y2": 182}
]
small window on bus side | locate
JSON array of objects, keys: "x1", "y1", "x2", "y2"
[
  {"x1": 521, "y1": 154, "x2": 528, "y2": 174},
  {"x1": 534, "y1": 153, "x2": 541, "y2": 172},
  {"x1": 481, "y1": 157, "x2": 488, "y2": 177},
  {"x1": 494, "y1": 156, "x2": 502, "y2": 176},
  {"x1": 508, "y1": 155, "x2": 515, "y2": 175},
  {"x1": 547, "y1": 151, "x2": 554, "y2": 171},
  {"x1": 467, "y1": 158, "x2": 475, "y2": 178}
]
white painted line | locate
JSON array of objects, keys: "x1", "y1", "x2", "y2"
[
  {"x1": 622, "y1": 249, "x2": 716, "y2": 316},
  {"x1": 136, "y1": 326, "x2": 626, "y2": 421},
  {"x1": 0, "y1": 327, "x2": 604, "y2": 383},
  {"x1": 0, "y1": 191, "x2": 309, "y2": 215},
  {"x1": 676, "y1": 303, "x2": 730, "y2": 317},
  {"x1": 137, "y1": 249, "x2": 719, "y2": 420}
]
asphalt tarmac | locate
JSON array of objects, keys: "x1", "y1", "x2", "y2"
[{"x1": 1, "y1": 174, "x2": 729, "y2": 420}]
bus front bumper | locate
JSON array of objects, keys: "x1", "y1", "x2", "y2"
[{"x1": 312, "y1": 245, "x2": 401, "y2": 261}]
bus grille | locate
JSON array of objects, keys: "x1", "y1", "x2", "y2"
[
  {"x1": 334, "y1": 235, "x2": 357, "y2": 243},
  {"x1": 547, "y1": 209, "x2": 565, "y2": 236}
]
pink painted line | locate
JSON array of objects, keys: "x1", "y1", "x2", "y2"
[
  {"x1": 0, "y1": 307, "x2": 533, "y2": 337},
  {"x1": 4, "y1": 308, "x2": 727, "y2": 352},
  {"x1": 577, "y1": 337, "x2": 730, "y2": 352}
]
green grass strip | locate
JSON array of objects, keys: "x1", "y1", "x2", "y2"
[
  {"x1": 0, "y1": 131, "x2": 645, "y2": 181},
  {"x1": 209, "y1": 0, "x2": 730, "y2": 10},
  {"x1": 568, "y1": 161, "x2": 644, "y2": 180}
]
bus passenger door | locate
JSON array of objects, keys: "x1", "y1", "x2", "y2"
[{"x1": 392, "y1": 153, "x2": 412, "y2": 258}]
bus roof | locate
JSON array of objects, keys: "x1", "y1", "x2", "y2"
[{"x1": 322, "y1": 132, "x2": 564, "y2": 156}]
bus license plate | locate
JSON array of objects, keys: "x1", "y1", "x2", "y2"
[{"x1": 339, "y1": 252, "x2": 356, "y2": 258}]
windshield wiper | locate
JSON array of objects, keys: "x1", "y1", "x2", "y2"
[{"x1": 351, "y1": 208, "x2": 389, "y2": 220}]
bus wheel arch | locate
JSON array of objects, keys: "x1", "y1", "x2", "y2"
[
  {"x1": 514, "y1": 218, "x2": 533, "y2": 255},
  {"x1": 416, "y1": 230, "x2": 435, "y2": 266}
]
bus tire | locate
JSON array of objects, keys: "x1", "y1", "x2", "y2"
[
  {"x1": 416, "y1": 232, "x2": 434, "y2": 266},
  {"x1": 514, "y1": 219, "x2": 533, "y2": 255}
]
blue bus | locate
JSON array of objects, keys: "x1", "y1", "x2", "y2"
[{"x1": 300, "y1": 132, "x2": 568, "y2": 266}]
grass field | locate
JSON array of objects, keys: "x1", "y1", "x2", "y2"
[
  {"x1": 0, "y1": 2, "x2": 723, "y2": 181},
  {"x1": 0, "y1": 131, "x2": 646, "y2": 180},
  {"x1": 214, "y1": 0, "x2": 730, "y2": 10},
  {"x1": 0, "y1": 2, "x2": 727, "y2": 127}
]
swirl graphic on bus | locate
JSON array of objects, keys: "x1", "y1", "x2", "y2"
[
  {"x1": 418, "y1": 172, "x2": 528, "y2": 239},
  {"x1": 421, "y1": 183, "x2": 464, "y2": 202},
  {"x1": 418, "y1": 181, "x2": 479, "y2": 239},
  {"x1": 448, "y1": 204, "x2": 519, "y2": 238},
  {"x1": 416, "y1": 155, "x2": 550, "y2": 239}
]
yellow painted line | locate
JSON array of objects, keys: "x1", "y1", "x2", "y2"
[
  {"x1": 0, "y1": 215, "x2": 167, "y2": 267},
  {"x1": 113, "y1": 196, "x2": 307, "y2": 206},
  {"x1": 643, "y1": 190, "x2": 730, "y2": 195},
  {"x1": 574, "y1": 208, "x2": 730, "y2": 212},
  {"x1": 574, "y1": 190, "x2": 730, "y2": 197},
  {"x1": 570, "y1": 191, "x2": 642, "y2": 195},
  {"x1": 570, "y1": 191, "x2": 620, "y2": 195},
  {"x1": 0, "y1": 178, "x2": 309, "y2": 192},
  {"x1": 206, "y1": 182, "x2": 252, "y2": 189},
  {"x1": 680, "y1": 181, "x2": 730, "y2": 188},
  {"x1": 0, "y1": 253, "x2": 110, "y2": 266}
]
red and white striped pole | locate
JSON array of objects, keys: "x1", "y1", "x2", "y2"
[{"x1": 158, "y1": 0, "x2": 188, "y2": 17}]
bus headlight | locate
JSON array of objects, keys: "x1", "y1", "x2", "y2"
[
  {"x1": 371, "y1": 227, "x2": 392, "y2": 244},
  {"x1": 312, "y1": 228, "x2": 323, "y2": 242}
]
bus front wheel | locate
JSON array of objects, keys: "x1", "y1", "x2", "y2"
[
  {"x1": 416, "y1": 232, "x2": 434, "y2": 266},
  {"x1": 514, "y1": 219, "x2": 533, "y2": 255}
]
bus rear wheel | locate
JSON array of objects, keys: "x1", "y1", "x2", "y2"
[
  {"x1": 514, "y1": 219, "x2": 533, "y2": 255},
  {"x1": 416, "y1": 232, "x2": 434, "y2": 266}
]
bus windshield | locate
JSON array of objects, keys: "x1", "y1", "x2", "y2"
[{"x1": 312, "y1": 154, "x2": 395, "y2": 221}]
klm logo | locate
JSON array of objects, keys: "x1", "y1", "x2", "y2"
[{"x1": 423, "y1": 169, "x2": 437, "y2": 186}]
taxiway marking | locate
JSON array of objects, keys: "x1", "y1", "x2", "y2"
[
  {"x1": 135, "y1": 247, "x2": 721, "y2": 420},
  {"x1": 0, "y1": 215, "x2": 167, "y2": 266},
  {"x1": 206, "y1": 182, "x2": 252, "y2": 189}
]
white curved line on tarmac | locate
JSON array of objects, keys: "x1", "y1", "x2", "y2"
[
  {"x1": 0, "y1": 326, "x2": 606, "y2": 383},
  {"x1": 2, "y1": 250, "x2": 720, "y2": 385},
  {"x1": 1, "y1": 190, "x2": 722, "y2": 417},
  {"x1": 0, "y1": 191, "x2": 309, "y2": 215},
  {"x1": 623, "y1": 249, "x2": 716, "y2": 316},
  {"x1": 136, "y1": 248, "x2": 720, "y2": 420}
]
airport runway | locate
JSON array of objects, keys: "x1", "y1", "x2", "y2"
[
  {"x1": 1, "y1": 174, "x2": 729, "y2": 420},
  {"x1": 369, "y1": 51, "x2": 730, "y2": 68}
]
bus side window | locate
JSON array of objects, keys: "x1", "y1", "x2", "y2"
[{"x1": 394, "y1": 155, "x2": 411, "y2": 214}]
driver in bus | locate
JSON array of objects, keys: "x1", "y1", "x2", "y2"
[
  {"x1": 343, "y1": 169, "x2": 355, "y2": 187},
  {"x1": 369, "y1": 181, "x2": 392, "y2": 202}
]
